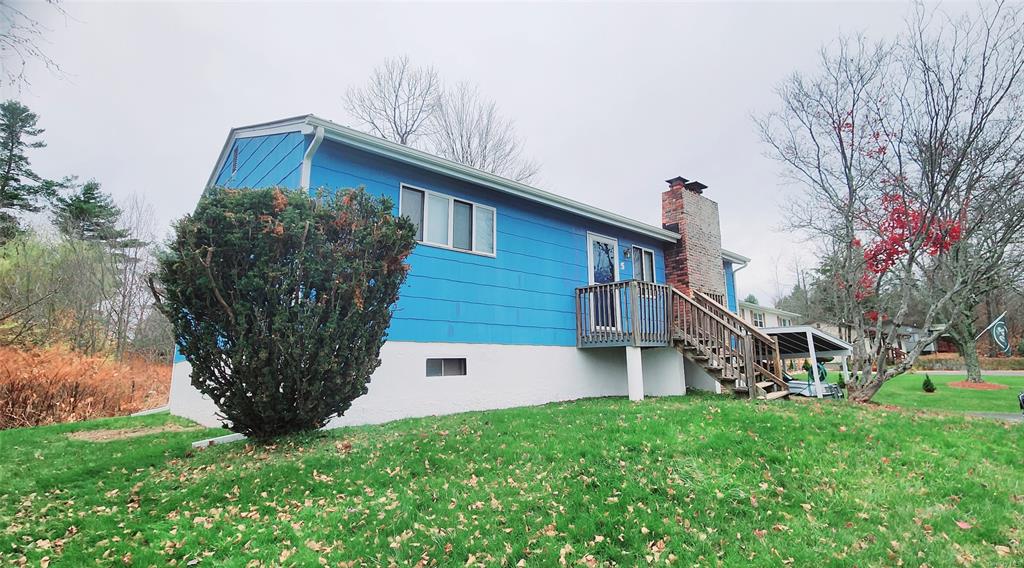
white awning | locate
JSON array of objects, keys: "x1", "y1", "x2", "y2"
[{"x1": 760, "y1": 325, "x2": 853, "y2": 359}]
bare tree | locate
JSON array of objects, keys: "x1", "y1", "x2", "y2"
[
  {"x1": 345, "y1": 58, "x2": 540, "y2": 184},
  {"x1": 343, "y1": 56, "x2": 440, "y2": 145},
  {"x1": 930, "y1": 231, "x2": 1024, "y2": 383},
  {"x1": 756, "y1": 35, "x2": 892, "y2": 389},
  {"x1": 429, "y1": 82, "x2": 539, "y2": 183},
  {"x1": 758, "y1": 2, "x2": 1024, "y2": 401},
  {"x1": 0, "y1": 1, "x2": 65, "y2": 88},
  {"x1": 0, "y1": 193, "x2": 168, "y2": 361},
  {"x1": 105, "y1": 194, "x2": 158, "y2": 358}
]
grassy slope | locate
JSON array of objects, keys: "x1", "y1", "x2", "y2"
[
  {"x1": 873, "y1": 373, "x2": 1024, "y2": 414},
  {"x1": 0, "y1": 397, "x2": 1021, "y2": 567}
]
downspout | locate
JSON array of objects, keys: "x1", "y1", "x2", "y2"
[
  {"x1": 727, "y1": 258, "x2": 747, "y2": 313},
  {"x1": 299, "y1": 125, "x2": 325, "y2": 190}
]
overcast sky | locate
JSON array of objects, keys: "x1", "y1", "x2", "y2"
[{"x1": 6, "y1": 1, "x2": 916, "y2": 305}]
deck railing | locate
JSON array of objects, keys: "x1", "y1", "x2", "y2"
[
  {"x1": 575, "y1": 281, "x2": 672, "y2": 347},
  {"x1": 575, "y1": 282, "x2": 786, "y2": 393}
]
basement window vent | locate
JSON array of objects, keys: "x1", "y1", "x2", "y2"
[{"x1": 426, "y1": 358, "x2": 467, "y2": 377}]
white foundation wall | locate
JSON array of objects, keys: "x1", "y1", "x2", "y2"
[
  {"x1": 682, "y1": 357, "x2": 722, "y2": 394},
  {"x1": 169, "y1": 342, "x2": 689, "y2": 428},
  {"x1": 641, "y1": 347, "x2": 687, "y2": 397}
]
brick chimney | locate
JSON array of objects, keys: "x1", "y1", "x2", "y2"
[{"x1": 661, "y1": 176, "x2": 726, "y2": 298}]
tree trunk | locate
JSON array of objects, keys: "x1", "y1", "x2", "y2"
[
  {"x1": 947, "y1": 316, "x2": 985, "y2": 384},
  {"x1": 962, "y1": 335, "x2": 984, "y2": 383},
  {"x1": 848, "y1": 378, "x2": 885, "y2": 403}
]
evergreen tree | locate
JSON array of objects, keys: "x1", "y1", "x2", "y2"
[
  {"x1": 153, "y1": 187, "x2": 416, "y2": 439},
  {"x1": 52, "y1": 181, "x2": 127, "y2": 243},
  {"x1": 0, "y1": 100, "x2": 62, "y2": 242}
]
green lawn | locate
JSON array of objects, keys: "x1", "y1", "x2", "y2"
[
  {"x1": 1, "y1": 396, "x2": 1021, "y2": 567},
  {"x1": 787, "y1": 370, "x2": 1024, "y2": 414},
  {"x1": 873, "y1": 373, "x2": 1024, "y2": 414}
]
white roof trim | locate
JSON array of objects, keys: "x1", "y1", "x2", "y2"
[
  {"x1": 205, "y1": 116, "x2": 314, "y2": 188},
  {"x1": 738, "y1": 301, "x2": 803, "y2": 318},
  {"x1": 206, "y1": 115, "x2": 680, "y2": 243},
  {"x1": 721, "y1": 248, "x2": 750, "y2": 264}
]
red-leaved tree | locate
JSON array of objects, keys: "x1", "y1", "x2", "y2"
[{"x1": 758, "y1": 2, "x2": 1024, "y2": 401}]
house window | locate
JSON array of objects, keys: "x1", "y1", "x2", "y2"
[
  {"x1": 399, "y1": 185, "x2": 496, "y2": 255},
  {"x1": 453, "y1": 200, "x2": 472, "y2": 251},
  {"x1": 426, "y1": 357, "x2": 467, "y2": 377},
  {"x1": 632, "y1": 246, "x2": 656, "y2": 283},
  {"x1": 425, "y1": 193, "x2": 449, "y2": 245},
  {"x1": 779, "y1": 318, "x2": 791, "y2": 327},
  {"x1": 751, "y1": 311, "x2": 766, "y2": 327},
  {"x1": 400, "y1": 186, "x2": 424, "y2": 241}
]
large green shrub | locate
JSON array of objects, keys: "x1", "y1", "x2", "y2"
[{"x1": 153, "y1": 187, "x2": 415, "y2": 439}]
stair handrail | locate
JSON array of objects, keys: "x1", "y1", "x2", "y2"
[
  {"x1": 690, "y1": 289, "x2": 787, "y2": 389},
  {"x1": 670, "y1": 287, "x2": 744, "y2": 337},
  {"x1": 692, "y1": 290, "x2": 776, "y2": 344}
]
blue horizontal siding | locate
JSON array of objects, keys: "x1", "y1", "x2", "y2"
[
  {"x1": 724, "y1": 260, "x2": 738, "y2": 313},
  {"x1": 309, "y1": 140, "x2": 668, "y2": 347},
  {"x1": 388, "y1": 318, "x2": 577, "y2": 346},
  {"x1": 214, "y1": 131, "x2": 305, "y2": 189}
]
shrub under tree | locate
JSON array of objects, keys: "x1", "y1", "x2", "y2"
[
  {"x1": 922, "y1": 375, "x2": 936, "y2": 393},
  {"x1": 152, "y1": 187, "x2": 415, "y2": 439}
]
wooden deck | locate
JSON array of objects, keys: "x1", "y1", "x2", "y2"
[
  {"x1": 575, "y1": 281, "x2": 789, "y2": 399},
  {"x1": 575, "y1": 280, "x2": 672, "y2": 348}
]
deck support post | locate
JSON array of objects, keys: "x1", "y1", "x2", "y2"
[
  {"x1": 806, "y1": 330, "x2": 823, "y2": 399},
  {"x1": 626, "y1": 346, "x2": 644, "y2": 401}
]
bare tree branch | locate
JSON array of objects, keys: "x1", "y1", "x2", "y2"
[
  {"x1": 428, "y1": 82, "x2": 539, "y2": 184},
  {"x1": 0, "y1": 0, "x2": 66, "y2": 89},
  {"x1": 344, "y1": 58, "x2": 540, "y2": 184},
  {"x1": 343, "y1": 56, "x2": 440, "y2": 146}
]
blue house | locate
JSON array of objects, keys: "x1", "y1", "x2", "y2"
[{"x1": 169, "y1": 115, "x2": 787, "y2": 428}]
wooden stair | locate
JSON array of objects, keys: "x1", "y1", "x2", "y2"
[
  {"x1": 572, "y1": 281, "x2": 788, "y2": 402},
  {"x1": 669, "y1": 289, "x2": 789, "y2": 401}
]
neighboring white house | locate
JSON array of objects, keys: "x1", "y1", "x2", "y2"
[{"x1": 738, "y1": 301, "x2": 802, "y2": 329}]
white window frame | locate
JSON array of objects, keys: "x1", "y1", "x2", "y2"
[
  {"x1": 426, "y1": 357, "x2": 468, "y2": 377},
  {"x1": 586, "y1": 232, "x2": 620, "y2": 285},
  {"x1": 631, "y1": 245, "x2": 657, "y2": 283},
  {"x1": 586, "y1": 232, "x2": 621, "y2": 331},
  {"x1": 751, "y1": 311, "x2": 766, "y2": 328},
  {"x1": 399, "y1": 183, "x2": 497, "y2": 258}
]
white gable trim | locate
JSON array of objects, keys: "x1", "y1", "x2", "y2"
[{"x1": 205, "y1": 116, "x2": 313, "y2": 189}]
